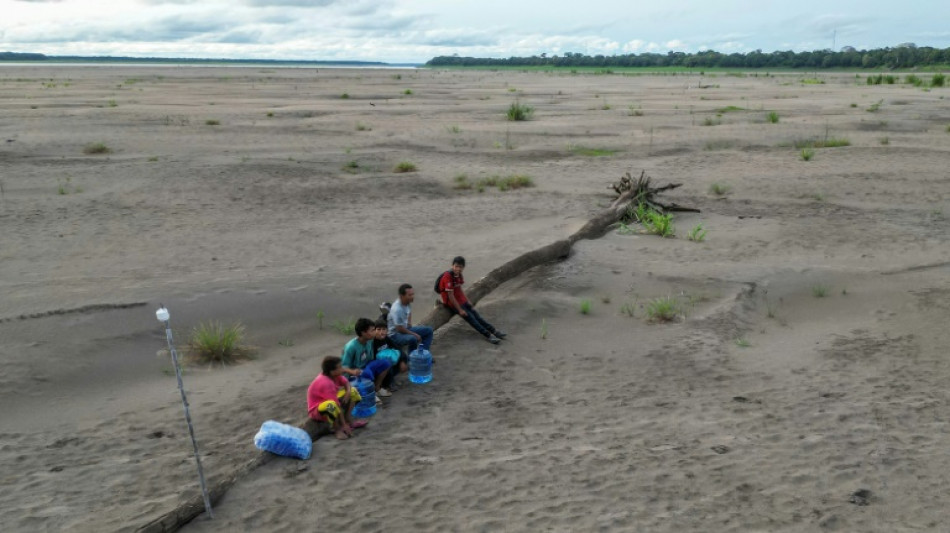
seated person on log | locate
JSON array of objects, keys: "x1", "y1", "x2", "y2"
[
  {"x1": 307, "y1": 356, "x2": 365, "y2": 440},
  {"x1": 342, "y1": 317, "x2": 393, "y2": 398},
  {"x1": 438, "y1": 256, "x2": 506, "y2": 345},
  {"x1": 373, "y1": 318, "x2": 408, "y2": 392},
  {"x1": 387, "y1": 283, "x2": 434, "y2": 353}
]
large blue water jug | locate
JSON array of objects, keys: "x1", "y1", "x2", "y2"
[
  {"x1": 409, "y1": 344, "x2": 432, "y2": 384},
  {"x1": 351, "y1": 377, "x2": 377, "y2": 418}
]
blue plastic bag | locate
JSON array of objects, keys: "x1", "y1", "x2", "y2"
[{"x1": 254, "y1": 420, "x2": 312, "y2": 460}]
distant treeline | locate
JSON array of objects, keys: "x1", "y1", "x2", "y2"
[
  {"x1": 0, "y1": 51, "x2": 388, "y2": 66},
  {"x1": 427, "y1": 45, "x2": 950, "y2": 70}
]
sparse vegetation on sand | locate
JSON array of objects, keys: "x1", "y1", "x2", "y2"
[
  {"x1": 641, "y1": 210, "x2": 675, "y2": 237},
  {"x1": 766, "y1": 111, "x2": 780, "y2": 123},
  {"x1": 394, "y1": 161, "x2": 417, "y2": 173},
  {"x1": 205, "y1": 119, "x2": 220, "y2": 126},
  {"x1": 812, "y1": 285, "x2": 828, "y2": 298},
  {"x1": 570, "y1": 145, "x2": 616, "y2": 157},
  {"x1": 800, "y1": 148, "x2": 815, "y2": 161},
  {"x1": 189, "y1": 321, "x2": 249, "y2": 364},
  {"x1": 83, "y1": 142, "x2": 111, "y2": 154},
  {"x1": 579, "y1": 299, "x2": 592, "y2": 315},
  {"x1": 709, "y1": 182, "x2": 731, "y2": 196},
  {"x1": 506, "y1": 100, "x2": 534, "y2": 121},
  {"x1": 332, "y1": 317, "x2": 356, "y2": 335},
  {"x1": 454, "y1": 174, "x2": 534, "y2": 192},
  {"x1": 645, "y1": 296, "x2": 680, "y2": 322},
  {"x1": 687, "y1": 223, "x2": 707, "y2": 242},
  {"x1": 794, "y1": 138, "x2": 850, "y2": 149}
]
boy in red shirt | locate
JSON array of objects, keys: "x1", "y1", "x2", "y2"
[
  {"x1": 438, "y1": 256, "x2": 507, "y2": 344},
  {"x1": 307, "y1": 356, "x2": 367, "y2": 440}
]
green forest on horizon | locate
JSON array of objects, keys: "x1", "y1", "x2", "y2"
[{"x1": 427, "y1": 45, "x2": 950, "y2": 70}]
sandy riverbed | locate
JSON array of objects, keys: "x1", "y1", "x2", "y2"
[{"x1": 1, "y1": 65, "x2": 950, "y2": 532}]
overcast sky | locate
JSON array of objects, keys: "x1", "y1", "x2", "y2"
[{"x1": 2, "y1": 0, "x2": 948, "y2": 63}]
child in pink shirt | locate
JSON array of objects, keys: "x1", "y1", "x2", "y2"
[{"x1": 307, "y1": 356, "x2": 366, "y2": 440}]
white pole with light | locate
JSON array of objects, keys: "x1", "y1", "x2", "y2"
[{"x1": 156, "y1": 305, "x2": 214, "y2": 519}]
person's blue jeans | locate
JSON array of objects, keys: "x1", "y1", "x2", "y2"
[
  {"x1": 389, "y1": 326, "x2": 433, "y2": 352},
  {"x1": 453, "y1": 302, "x2": 497, "y2": 338}
]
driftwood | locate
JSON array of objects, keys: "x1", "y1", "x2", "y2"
[
  {"x1": 416, "y1": 178, "x2": 661, "y2": 329},
  {"x1": 609, "y1": 170, "x2": 700, "y2": 216},
  {"x1": 137, "y1": 171, "x2": 684, "y2": 532}
]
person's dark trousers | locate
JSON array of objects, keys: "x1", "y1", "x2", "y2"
[
  {"x1": 454, "y1": 302, "x2": 497, "y2": 338},
  {"x1": 382, "y1": 354, "x2": 408, "y2": 389}
]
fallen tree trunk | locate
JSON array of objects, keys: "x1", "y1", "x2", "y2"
[{"x1": 417, "y1": 183, "x2": 646, "y2": 329}]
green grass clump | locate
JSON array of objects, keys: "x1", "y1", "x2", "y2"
[
  {"x1": 341, "y1": 92, "x2": 350, "y2": 99},
  {"x1": 497, "y1": 174, "x2": 533, "y2": 191},
  {"x1": 332, "y1": 317, "x2": 356, "y2": 335},
  {"x1": 645, "y1": 296, "x2": 680, "y2": 322},
  {"x1": 403, "y1": 89, "x2": 413, "y2": 95},
  {"x1": 506, "y1": 100, "x2": 534, "y2": 121},
  {"x1": 717, "y1": 105, "x2": 744, "y2": 113},
  {"x1": 642, "y1": 210, "x2": 675, "y2": 237},
  {"x1": 447, "y1": 125, "x2": 461, "y2": 134},
  {"x1": 453, "y1": 174, "x2": 472, "y2": 189},
  {"x1": 932, "y1": 73, "x2": 945, "y2": 87},
  {"x1": 570, "y1": 146, "x2": 616, "y2": 157},
  {"x1": 266, "y1": 111, "x2": 274, "y2": 117},
  {"x1": 794, "y1": 138, "x2": 850, "y2": 149},
  {"x1": 800, "y1": 148, "x2": 815, "y2": 161},
  {"x1": 905, "y1": 74, "x2": 924, "y2": 87},
  {"x1": 189, "y1": 321, "x2": 248, "y2": 364},
  {"x1": 205, "y1": 119, "x2": 220, "y2": 126},
  {"x1": 394, "y1": 161, "x2": 417, "y2": 173},
  {"x1": 687, "y1": 223, "x2": 707, "y2": 242},
  {"x1": 867, "y1": 100, "x2": 883, "y2": 112},
  {"x1": 702, "y1": 116, "x2": 720, "y2": 126},
  {"x1": 83, "y1": 142, "x2": 111, "y2": 154},
  {"x1": 801, "y1": 78, "x2": 825, "y2": 84},
  {"x1": 107, "y1": 99, "x2": 118, "y2": 108},
  {"x1": 812, "y1": 285, "x2": 828, "y2": 298},
  {"x1": 355, "y1": 122, "x2": 371, "y2": 131},
  {"x1": 579, "y1": 299, "x2": 592, "y2": 315},
  {"x1": 766, "y1": 111, "x2": 780, "y2": 124},
  {"x1": 342, "y1": 160, "x2": 360, "y2": 173},
  {"x1": 735, "y1": 338, "x2": 751, "y2": 347},
  {"x1": 709, "y1": 182, "x2": 731, "y2": 196}
]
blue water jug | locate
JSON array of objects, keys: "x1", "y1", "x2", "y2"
[
  {"x1": 351, "y1": 377, "x2": 377, "y2": 418},
  {"x1": 409, "y1": 344, "x2": 432, "y2": 384}
]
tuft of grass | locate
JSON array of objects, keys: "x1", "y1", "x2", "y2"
[
  {"x1": 83, "y1": 142, "x2": 111, "y2": 155},
  {"x1": 579, "y1": 299, "x2": 592, "y2": 315},
  {"x1": 687, "y1": 223, "x2": 707, "y2": 242},
  {"x1": 332, "y1": 317, "x2": 356, "y2": 335},
  {"x1": 266, "y1": 111, "x2": 274, "y2": 117},
  {"x1": 340, "y1": 92, "x2": 350, "y2": 99},
  {"x1": 447, "y1": 125, "x2": 461, "y2": 134},
  {"x1": 628, "y1": 105, "x2": 644, "y2": 116},
  {"x1": 278, "y1": 339, "x2": 294, "y2": 347},
  {"x1": 189, "y1": 321, "x2": 248, "y2": 364},
  {"x1": 642, "y1": 210, "x2": 675, "y2": 237},
  {"x1": 394, "y1": 161, "x2": 417, "y2": 173},
  {"x1": 148, "y1": 156, "x2": 159, "y2": 162},
  {"x1": 497, "y1": 174, "x2": 533, "y2": 191},
  {"x1": 616, "y1": 222, "x2": 635, "y2": 235},
  {"x1": 812, "y1": 285, "x2": 828, "y2": 298},
  {"x1": 107, "y1": 99, "x2": 118, "y2": 108},
  {"x1": 570, "y1": 145, "x2": 616, "y2": 157},
  {"x1": 645, "y1": 296, "x2": 680, "y2": 322},
  {"x1": 702, "y1": 116, "x2": 720, "y2": 126},
  {"x1": 717, "y1": 105, "x2": 745, "y2": 113},
  {"x1": 453, "y1": 174, "x2": 472, "y2": 189},
  {"x1": 506, "y1": 100, "x2": 534, "y2": 121},
  {"x1": 620, "y1": 301, "x2": 637, "y2": 317},
  {"x1": 316, "y1": 310, "x2": 325, "y2": 329},
  {"x1": 932, "y1": 73, "x2": 945, "y2": 87},
  {"x1": 342, "y1": 160, "x2": 360, "y2": 173},
  {"x1": 850, "y1": 103, "x2": 857, "y2": 108},
  {"x1": 735, "y1": 338, "x2": 751, "y2": 347},
  {"x1": 709, "y1": 182, "x2": 731, "y2": 196},
  {"x1": 794, "y1": 138, "x2": 850, "y2": 149},
  {"x1": 800, "y1": 148, "x2": 815, "y2": 161},
  {"x1": 801, "y1": 78, "x2": 825, "y2": 85},
  {"x1": 205, "y1": 119, "x2": 220, "y2": 126},
  {"x1": 403, "y1": 89, "x2": 413, "y2": 95},
  {"x1": 355, "y1": 122, "x2": 371, "y2": 131},
  {"x1": 866, "y1": 100, "x2": 883, "y2": 113},
  {"x1": 540, "y1": 318, "x2": 548, "y2": 339},
  {"x1": 880, "y1": 136, "x2": 890, "y2": 145},
  {"x1": 766, "y1": 111, "x2": 780, "y2": 124}
]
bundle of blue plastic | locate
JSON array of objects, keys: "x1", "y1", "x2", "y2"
[{"x1": 254, "y1": 420, "x2": 312, "y2": 460}]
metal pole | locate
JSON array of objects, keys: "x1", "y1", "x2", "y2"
[{"x1": 158, "y1": 307, "x2": 214, "y2": 519}]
